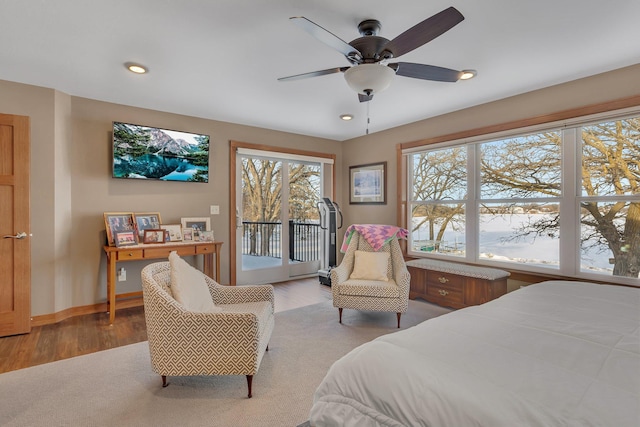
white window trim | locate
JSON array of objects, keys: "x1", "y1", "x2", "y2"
[{"x1": 405, "y1": 107, "x2": 640, "y2": 286}]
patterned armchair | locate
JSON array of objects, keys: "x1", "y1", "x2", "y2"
[
  {"x1": 141, "y1": 262, "x2": 274, "y2": 398},
  {"x1": 331, "y1": 231, "x2": 410, "y2": 328}
]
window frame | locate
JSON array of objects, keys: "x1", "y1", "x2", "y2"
[{"x1": 403, "y1": 106, "x2": 640, "y2": 286}]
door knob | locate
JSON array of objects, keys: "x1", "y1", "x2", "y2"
[{"x1": 3, "y1": 231, "x2": 30, "y2": 239}]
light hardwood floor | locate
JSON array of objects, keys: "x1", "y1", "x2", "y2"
[{"x1": 0, "y1": 277, "x2": 332, "y2": 374}]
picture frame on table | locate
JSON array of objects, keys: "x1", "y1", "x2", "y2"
[
  {"x1": 134, "y1": 212, "x2": 162, "y2": 239},
  {"x1": 114, "y1": 230, "x2": 138, "y2": 247},
  {"x1": 143, "y1": 229, "x2": 166, "y2": 244},
  {"x1": 160, "y1": 224, "x2": 183, "y2": 242},
  {"x1": 349, "y1": 161, "x2": 387, "y2": 205},
  {"x1": 182, "y1": 227, "x2": 194, "y2": 242},
  {"x1": 104, "y1": 212, "x2": 136, "y2": 246},
  {"x1": 180, "y1": 217, "x2": 211, "y2": 240},
  {"x1": 199, "y1": 230, "x2": 214, "y2": 242}
]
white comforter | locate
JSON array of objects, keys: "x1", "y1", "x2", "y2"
[{"x1": 310, "y1": 281, "x2": 640, "y2": 426}]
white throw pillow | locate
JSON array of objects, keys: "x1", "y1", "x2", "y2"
[
  {"x1": 349, "y1": 250, "x2": 390, "y2": 281},
  {"x1": 168, "y1": 251, "x2": 222, "y2": 313}
]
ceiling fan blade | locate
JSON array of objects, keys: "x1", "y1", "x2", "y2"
[
  {"x1": 379, "y1": 7, "x2": 464, "y2": 59},
  {"x1": 290, "y1": 17, "x2": 362, "y2": 62},
  {"x1": 278, "y1": 67, "x2": 347, "y2": 82},
  {"x1": 358, "y1": 93, "x2": 373, "y2": 103},
  {"x1": 391, "y1": 62, "x2": 462, "y2": 82}
]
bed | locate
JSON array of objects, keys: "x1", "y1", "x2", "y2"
[{"x1": 309, "y1": 281, "x2": 640, "y2": 426}]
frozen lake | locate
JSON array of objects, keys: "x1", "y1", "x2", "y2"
[{"x1": 412, "y1": 214, "x2": 613, "y2": 274}]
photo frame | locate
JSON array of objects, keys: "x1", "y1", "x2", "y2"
[
  {"x1": 199, "y1": 230, "x2": 215, "y2": 242},
  {"x1": 133, "y1": 212, "x2": 162, "y2": 238},
  {"x1": 180, "y1": 217, "x2": 211, "y2": 240},
  {"x1": 143, "y1": 229, "x2": 166, "y2": 244},
  {"x1": 160, "y1": 224, "x2": 183, "y2": 242},
  {"x1": 182, "y1": 227, "x2": 194, "y2": 242},
  {"x1": 104, "y1": 212, "x2": 136, "y2": 246},
  {"x1": 349, "y1": 161, "x2": 387, "y2": 204},
  {"x1": 114, "y1": 230, "x2": 138, "y2": 247}
]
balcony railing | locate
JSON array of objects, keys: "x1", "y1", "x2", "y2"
[{"x1": 241, "y1": 221, "x2": 320, "y2": 262}]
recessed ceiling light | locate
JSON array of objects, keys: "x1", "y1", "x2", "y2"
[
  {"x1": 125, "y1": 62, "x2": 148, "y2": 74},
  {"x1": 340, "y1": 114, "x2": 354, "y2": 121},
  {"x1": 459, "y1": 69, "x2": 477, "y2": 80}
]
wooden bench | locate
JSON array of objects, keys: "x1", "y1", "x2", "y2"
[{"x1": 406, "y1": 259, "x2": 510, "y2": 309}]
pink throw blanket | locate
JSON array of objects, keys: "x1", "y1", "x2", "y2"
[{"x1": 340, "y1": 224, "x2": 408, "y2": 252}]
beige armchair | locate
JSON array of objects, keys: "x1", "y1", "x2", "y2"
[
  {"x1": 331, "y1": 231, "x2": 410, "y2": 328},
  {"x1": 141, "y1": 262, "x2": 274, "y2": 398}
]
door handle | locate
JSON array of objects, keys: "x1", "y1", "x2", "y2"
[
  {"x1": 3, "y1": 231, "x2": 30, "y2": 239},
  {"x1": 236, "y1": 208, "x2": 243, "y2": 229}
]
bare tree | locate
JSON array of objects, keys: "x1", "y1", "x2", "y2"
[
  {"x1": 580, "y1": 119, "x2": 639, "y2": 277},
  {"x1": 241, "y1": 159, "x2": 320, "y2": 256},
  {"x1": 481, "y1": 120, "x2": 639, "y2": 278},
  {"x1": 411, "y1": 147, "x2": 466, "y2": 251},
  {"x1": 288, "y1": 163, "x2": 321, "y2": 222}
]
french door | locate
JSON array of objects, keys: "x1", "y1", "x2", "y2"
[{"x1": 231, "y1": 143, "x2": 334, "y2": 285}]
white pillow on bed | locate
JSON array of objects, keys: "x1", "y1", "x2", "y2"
[
  {"x1": 168, "y1": 251, "x2": 222, "y2": 313},
  {"x1": 349, "y1": 250, "x2": 390, "y2": 281}
]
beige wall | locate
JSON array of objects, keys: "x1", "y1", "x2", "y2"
[
  {"x1": 2, "y1": 62, "x2": 640, "y2": 317},
  {"x1": 340, "y1": 63, "x2": 640, "y2": 243},
  {"x1": 1, "y1": 80, "x2": 341, "y2": 316}
]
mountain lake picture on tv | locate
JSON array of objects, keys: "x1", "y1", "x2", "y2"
[{"x1": 112, "y1": 121, "x2": 210, "y2": 182}]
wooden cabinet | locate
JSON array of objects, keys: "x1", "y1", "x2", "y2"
[{"x1": 407, "y1": 260, "x2": 509, "y2": 309}]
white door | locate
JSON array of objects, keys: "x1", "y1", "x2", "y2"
[{"x1": 234, "y1": 151, "x2": 324, "y2": 285}]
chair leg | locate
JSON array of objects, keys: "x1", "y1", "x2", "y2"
[
  {"x1": 339, "y1": 308, "x2": 343, "y2": 323},
  {"x1": 397, "y1": 312, "x2": 401, "y2": 328},
  {"x1": 246, "y1": 375, "x2": 253, "y2": 398},
  {"x1": 162, "y1": 375, "x2": 169, "y2": 387}
]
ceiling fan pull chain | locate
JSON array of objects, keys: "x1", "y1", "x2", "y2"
[{"x1": 366, "y1": 99, "x2": 371, "y2": 135}]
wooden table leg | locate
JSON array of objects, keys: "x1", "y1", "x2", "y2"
[
  {"x1": 215, "y1": 247, "x2": 220, "y2": 283},
  {"x1": 107, "y1": 253, "x2": 117, "y2": 324},
  {"x1": 203, "y1": 252, "x2": 214, "y2": 280}
]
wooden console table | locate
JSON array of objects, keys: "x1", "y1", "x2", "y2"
[{"x1": 103, "y1": 241, "x2": 223, "y2": 324}]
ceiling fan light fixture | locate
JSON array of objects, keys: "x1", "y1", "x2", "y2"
[
  {"x1": 344, "y1": 64, "x2": 395, "y2": 96},
  {"x1": 459, "y1": 69, "x2": 477, "y2": 80}
]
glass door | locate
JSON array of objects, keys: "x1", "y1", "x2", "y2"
[{"x1": 235, "y1": 153, "x2": 322, "y2": 285}]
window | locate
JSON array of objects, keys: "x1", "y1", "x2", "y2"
[
  {"x1": 479, "y1": 131, "x2": 562, "y2": 268},
  {"x1": 579, "y1": 118, "x2": 640, "y2": 278},
  {"x1": 410, "y1": 147, "x2": 466, "y2": 257},
  {"x1": 406, "y1": 113, "x2": 640, "y2": 285}
]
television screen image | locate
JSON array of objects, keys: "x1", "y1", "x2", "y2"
[{"x1": 112, "y1": 122, "x2": 210, "y2": 182}]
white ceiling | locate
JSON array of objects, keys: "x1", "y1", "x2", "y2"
[{"x1": 1, "y1": 1, "x2": 639, "y2": 141}]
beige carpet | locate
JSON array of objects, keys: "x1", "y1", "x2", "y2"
[{"x1": 0, "y1": 300, "x2": 450, "y2": 427}]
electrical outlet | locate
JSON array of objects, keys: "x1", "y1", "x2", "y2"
[
  {"x1": 210, "y1": 205, "x2": 220, "y2": 215},
  {"x1": 118, "y1": 268, "x2": 126, "y2": 281}
]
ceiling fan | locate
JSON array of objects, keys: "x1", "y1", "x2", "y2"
[{"x1": 278, "y1": 6, "x2": 476, "y2": 102}]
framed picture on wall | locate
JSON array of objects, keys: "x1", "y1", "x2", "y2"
[
  {"x1": 134, "y1": 212, "x2": 162, "y2": 238},
  {"x1": 349, "y1": 161, "x2": 387, "y2": 204},
  {"x1": 104, "y1": 212, "x2": 136, "y2": 246}
]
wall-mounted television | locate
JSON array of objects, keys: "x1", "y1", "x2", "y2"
[{"x1": 112, "y1": 121, "x2": 210, "y2": 182}]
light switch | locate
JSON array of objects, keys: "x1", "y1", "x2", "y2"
[{"x1": 210, "y1": 205, "x2": 220, "y2": 215}]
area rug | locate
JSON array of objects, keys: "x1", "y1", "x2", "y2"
[{"x1": 0, "y1": 300, "x2": 450, "y2": 427}]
